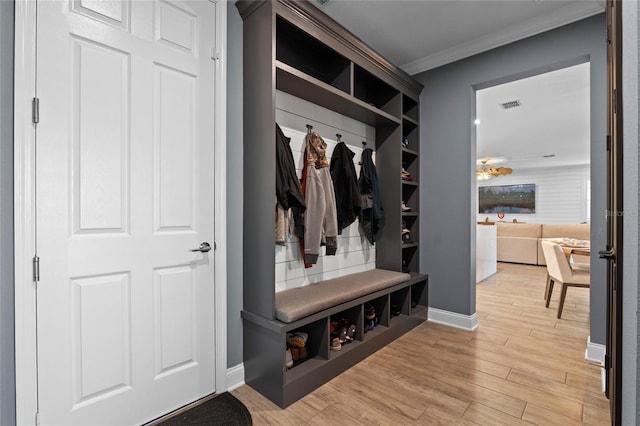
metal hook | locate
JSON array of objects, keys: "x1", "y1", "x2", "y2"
[
  {"x1": 336, "y1": 133, "x2": 342, "y2": 143},
  {"x1": 306, "y1": 124, "x2": 313, "y2": 134}
]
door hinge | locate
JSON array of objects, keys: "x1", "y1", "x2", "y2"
[
  {"x1": 32, "y1": 97, "x2": 40, "y2": 124},
  {"x1": 33, "y1": 256, "x2": 40, "y2": 282},
  {"x1": 606, "y1": 135, "x2": 611, "y2": 151},
  {"x1": 35, "y1": 412, "x2": 40, "y2": 425}
]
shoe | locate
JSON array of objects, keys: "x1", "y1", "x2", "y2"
[
  {"x1": 366, "y1": 318, "x2": 375, "y2": 331},
  {"x1": 364, "y1": 303, "x2": 376, "y2": 320},
  {"x1": 402, "y1": 227, "x2": 412, "y2": 243},
  {"x1": 345, "y1": 323, "x2": 356, "y2": 342},
  {"x1": 298, "y1": 346, "x2": 308, "y2": 359},
  {"x1": 391, "y1": 303, "x2": 400, "y2": 317},
  {"x1": 401, "y1": 168, "x2": 412, "y2": 181},
  {"x1": 402, "y1": 137, "x2": 409, "y2": 148},
  {"x1": 290, "y1": 347, "x2": 299, "y2": 361},
  {"x1": 285, "y1": 349, "x2": 293, "y2": 369},
  {"x1": 330, "y1": 337, "x2": 342, "y2": 351},
  {"x1": 401, "y1": 202, "x2": 411, "y2": 212},
  {"x1": 287, "y1": 332, "x2": 308, "y2": 348}
]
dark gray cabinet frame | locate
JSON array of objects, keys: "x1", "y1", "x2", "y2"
[{"x1": 237, "y1": 0, "x2": 426, "y2": 407}]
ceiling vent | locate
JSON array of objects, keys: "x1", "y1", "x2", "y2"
[{"x1": 499, "y1": 100, "x2": 522, "y2": 109}]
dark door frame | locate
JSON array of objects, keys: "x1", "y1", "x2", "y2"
[{"x1": 603, "y1": 1, "x2": 623, "y2": 424}]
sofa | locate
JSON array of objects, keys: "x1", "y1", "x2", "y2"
[{"x1": 495, "y1": 222, "x2": 590, "y2": 265}]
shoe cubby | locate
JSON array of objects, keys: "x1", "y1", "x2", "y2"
[
  {"x1": 276, "y1": 17, "x2": 351, "y2": 94},
  {"x1": 410, "y1": 280, "x2": 429, "y2": 319},
  {"x1": 286, "y1": 318, "x2": 329, "y2": 366},
  {"x1": 390, "y1": 287, "x2": 410, "y2": 323},
  {"x1": 354, "y1": 65, "x2": 401, "y2": 116},
  {"x1": 402, "y1": 245, "x2": 419, "y2": 273},
  {"x1": 365, "y1": 295, "x2": 390, "y2": 330}
]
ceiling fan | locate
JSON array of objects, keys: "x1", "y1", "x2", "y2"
[{"x1": 476, "y1": 160, "x2": 512, "y2": 180}]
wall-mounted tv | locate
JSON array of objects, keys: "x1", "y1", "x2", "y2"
[{"x1": 478, "y1": 183, "x2": 536, "y2": 214}]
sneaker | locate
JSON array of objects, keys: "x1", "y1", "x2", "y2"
[
  {"x1": 401, "y1": 202, "x2": 411, "y2": 212},
  {"x1": 330, "y1": 337, "x2": 342, "y2": 351}
]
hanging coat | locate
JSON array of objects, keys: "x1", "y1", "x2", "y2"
[
  {"x1": 275, "y1": 123, "x2": 305, "y2": 244},
  {"x1": 330, "y1": 142, "x2": 361, "y2": 234},
  {"x1": 358, "y1": 148, "x2": 383, "y2": 244},
  {"x1": 300, "y1": 132, "x2": 338, "y2": 265}
]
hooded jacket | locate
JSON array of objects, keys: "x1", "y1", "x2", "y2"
[
  {"x1": 358, "y1": 148, "x2": 383, "y2": 244},
  {"x1": 276, "y1": 123, "x2": 305, "y2": 244},
  {"x1": 330, "y1": 142, "x2": 361, "y2": 234},
  {"x1": 300, "y1": 132, "x2": 338, "y2": 264}
]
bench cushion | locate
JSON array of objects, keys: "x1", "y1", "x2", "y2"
[{"x1": 275, "y1": 269, "x2": 410, "y2": 323}]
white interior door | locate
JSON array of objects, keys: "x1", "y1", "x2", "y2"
[{"x1": 35, "y1": 1, "x2": 217, "y2": 424}]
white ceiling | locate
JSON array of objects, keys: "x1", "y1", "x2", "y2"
[
  {"x1": 319, "y1": 0, "x2": 604, "y2": 75},
  {"x1": 319, "y1": 0, "x2": 599, "y2": 170},
  {"x1": 476, "y1": 62, "x2": 591, "y2": 170}
]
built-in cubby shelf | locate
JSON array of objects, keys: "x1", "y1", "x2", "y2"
[{"x1": 238, "y1": 0, "x2": 425, "y2": 409}]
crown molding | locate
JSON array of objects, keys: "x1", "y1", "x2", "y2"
[{"x1": 402, "y1": 2, "x2": 605, "y2": 76}]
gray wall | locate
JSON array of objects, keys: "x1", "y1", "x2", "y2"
[
  {"x1": 0, "y1": 0, "x2": 15, "y2": 424},
  {"x1": 415, "y1": 14, "x2": 607, "y2": 344},
  {"x1": 226, "y1": 5, "x2": 244, "y2": 369},
  {"x1": 622, "y1": 1, "x2": 639, "y2": 423}
]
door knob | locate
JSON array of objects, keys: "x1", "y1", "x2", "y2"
[{"x1": 190, "y1": 242, "x2": 212, "y2": 253}]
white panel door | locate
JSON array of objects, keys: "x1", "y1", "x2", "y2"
[{"x1": 35, "y1": 1, "x2": 217, "y2": 424}]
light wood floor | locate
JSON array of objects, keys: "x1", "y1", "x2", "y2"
[{"x1": 232, "y1": 263, "x2": 610, "y2": 425}]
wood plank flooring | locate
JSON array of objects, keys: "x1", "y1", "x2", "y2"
[{"x1": 232, "y1": 262, "x2": 609, "y2": 425}]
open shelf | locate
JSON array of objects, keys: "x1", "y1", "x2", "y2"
[
  {"x1": 276, "y1": 17, "x2": 350, "y2": 94},
  {"x1": 354, "y1": 65, "x2": 401, "y2": 117},
  {"x1": 403, "y1": 94, "x2": 419, "y2": 121}
]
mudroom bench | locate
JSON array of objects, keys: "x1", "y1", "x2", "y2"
[{"x1": 241, "y1": 269, "x2": 429, "y2": 408}]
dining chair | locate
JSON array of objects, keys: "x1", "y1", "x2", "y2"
[{"x1": 541, "y1": 240, "x2": 590, "y2": 318}]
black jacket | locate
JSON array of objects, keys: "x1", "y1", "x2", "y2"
[
  {"x1": 330, "y1": 142, "x2": 361, "y2": 234},
  {"x1": 276, "y1": 123, "x2": 305, "y2": 237},
  {"x1": 358, "y1": 148, "x2": 384, "y2": 244}
]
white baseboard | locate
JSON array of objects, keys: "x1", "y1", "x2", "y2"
[
  {"x1": 585, "y1": 335, "x2": 606, "y2": 364},
  {"x1": 584, "y1": 336, "x2": 606, "y2": 393},
  {"x1": 225, "y1": 363, "x2": 245, "y2": 392},
  {"x1": 428, "y1": 308, "x2": 479, "y2": 331}
]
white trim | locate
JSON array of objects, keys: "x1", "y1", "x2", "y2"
[
  {"x1": 213, "y1": 0, "x2": 229, "y2": 394},
  {"x1": 401, "y1": 2, "x2": 604, "y2": 75},
  {"x1": 225, "y1": 364, "x2": 245, "y2": 392},
  {"x1": 585, "y1": 335, "x2": 606, "y2": 364},
  {"x1": 584, "y1": 336, "x2": 606, "y2": 393},
  {"x1": 14, "y1": 0, "x2": 38, "y2": 424},
  {"x1": 428, "y1": 308, "x2": 479, "y2": 331}
]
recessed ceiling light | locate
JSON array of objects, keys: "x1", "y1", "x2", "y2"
[{"x1": 474, "y1": 119, "x2": 481, "y2": 125}]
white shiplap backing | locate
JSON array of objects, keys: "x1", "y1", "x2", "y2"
[
  {"x1": 476, "y1": 164, "x2": 590, "y2": 224},
  {"x1": 275, "y1": 91, "x2": 377, "y2": 292}
]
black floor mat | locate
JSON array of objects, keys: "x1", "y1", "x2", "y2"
[{"x1": 154, "y1": 393, "x2": 252, "y2": 426}]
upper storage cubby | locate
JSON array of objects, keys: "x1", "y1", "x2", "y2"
[
  {"x1": 354, "y1": 65, "x2": 401, "y2": 117},
  {"x1": 276, "y1": 17, "x2": 350, "y2": 94},
  {"x1": 402, "y1": 94, "x2": 419, "y2": 121}
]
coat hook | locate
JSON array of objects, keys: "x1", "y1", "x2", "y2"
[
  {"x1": 336, "y1": 133, "x2": 342, "y2": 143},
  {"x1": 362, "y1": 141, "x2": 367, "y2": 147},
  {"x1": 306, "y1": 124, "x2": 313, "y2": 134}
]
